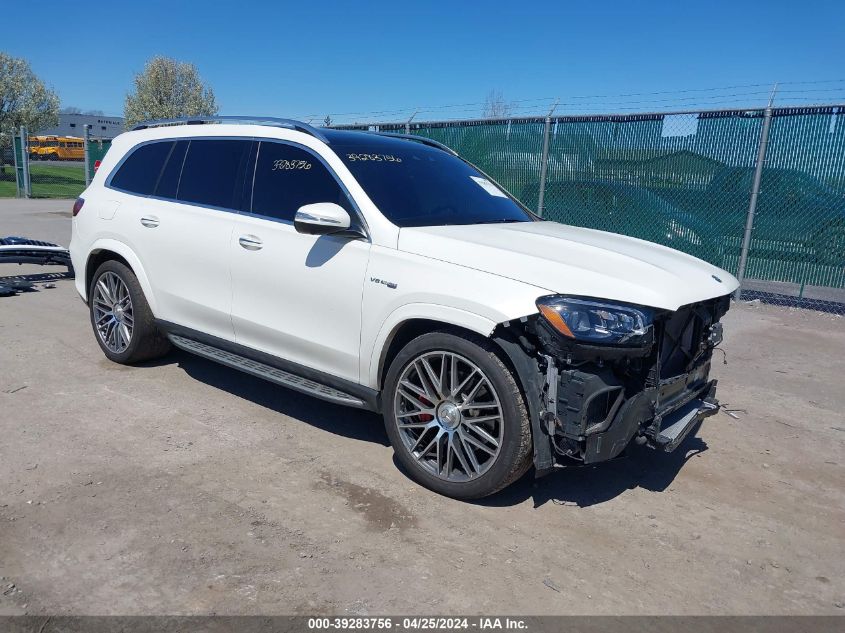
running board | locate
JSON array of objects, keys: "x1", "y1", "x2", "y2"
[{"x1": 167, "y1": 334, "x2": 366, "y2": 408}]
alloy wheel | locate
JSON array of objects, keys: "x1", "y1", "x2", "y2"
[
  {"x1": 92, "y1": 271, "x2": 134, "y2": 353},
  {"x1": 393, "y1": 351, "x2": 504, "y2": 482}
]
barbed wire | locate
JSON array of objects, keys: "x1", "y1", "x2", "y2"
[
  {"x1": 304, "y1": 80, "x2": 845, "y2": 126},
  {"x1": 64, "y1": 80, "x2": 845, "y2": 126}
]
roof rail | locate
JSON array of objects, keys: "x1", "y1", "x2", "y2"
[
  {"x1": 131, "y1": 116, "x2": 329, "y2": 142},
  {"x1": 370, "y1": 132, "x2": 458, "y2": 156}
]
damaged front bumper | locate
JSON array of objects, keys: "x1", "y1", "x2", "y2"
[
  {"x1": 652, "y1": 390, "x2": 720, "y2": 452},
  {"x1": 494, "y1": 294, "x2": 731, "y2": 475},
  {"x1": 550, "y1": 363, "x2": 720, "y2": 465},
  {"x1": 0, "y1": 236, "x2": 73, "y2": 272}
]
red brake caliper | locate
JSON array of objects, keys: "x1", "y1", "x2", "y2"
[{"x1": 418, "y1": 395, "x2": 434, "y2": 422}]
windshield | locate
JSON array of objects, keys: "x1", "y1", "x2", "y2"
[{"x1": 334, "y1": 136, "x2": 534, "y2": 227}]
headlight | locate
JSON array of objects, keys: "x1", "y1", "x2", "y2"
[{"x1": 536, "y1": 296, "x2": 653, "y2": 345}]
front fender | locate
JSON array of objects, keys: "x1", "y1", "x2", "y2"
[
  {"x1": 82, "y1": 238, "x2": 158, "y2": 313},
  {"x1": 363, "y1": 303, "x2": 497, "y2": 389}
]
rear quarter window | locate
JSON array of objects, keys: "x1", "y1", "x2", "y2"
[{"x1": 109, "y1": 141, "x2": 174, "y2": 196}]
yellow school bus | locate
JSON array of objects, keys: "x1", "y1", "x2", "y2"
[
  {"x1": 31, "y1": 135, "x2": 85, "y2": 161},
  {"x1": 27, "y1": 136, "x2": 48, "y2": 160}
]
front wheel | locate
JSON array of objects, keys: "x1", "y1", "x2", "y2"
[{"x1": 383, "y1": 331, "x2": 532, "y2": 499}]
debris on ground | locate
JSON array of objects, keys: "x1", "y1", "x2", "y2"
[{"x1": 543, "y1": 578, "x2": 561, "y2": 593}]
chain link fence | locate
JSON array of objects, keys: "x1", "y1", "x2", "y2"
[
  {"x1": 2, "y1": 105, "x2": 843, "y2": 312},
  {"x1": 339, "y1": 104, "x2": 845, "y2": 313},
  {"x1": 0, "y1": 127, "x2": 111, "y2": 199}
]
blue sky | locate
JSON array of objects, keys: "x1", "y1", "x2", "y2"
[{"x1": 4, "y1": 0, "x2": 844, "y2": 123}]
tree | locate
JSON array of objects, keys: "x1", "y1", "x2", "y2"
[
  {"x1": 482, "y1": 90, "x2": 513, "y2": 119},
  {"x1": 0, "y1": 52, "x2": 59, "y2": 163},
  {"x1": 61, "y1": 106, "x2": 106, "y2": 116},
  {"x1": 124, "y1": 56, "x2": 218, "y2": 128},
  {"x1": 323, "y1": 115, "x2": 333, "y2": 128}
]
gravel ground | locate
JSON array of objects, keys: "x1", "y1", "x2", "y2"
[{"x1": 1, "y1": 199, "x2": 843, "y2": 615}]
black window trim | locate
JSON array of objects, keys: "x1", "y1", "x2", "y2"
[
  {"x1": 174, "y1": 138, "x2": 254, "y2": 212},
  {"x1": 105, "y1": 138, "x2": 174, "y2": 199},
  {"x1": 105, "y1": 136, "x2": 370, "y2": 240},
  {"x1": 152, "y1": 140, "x2": 187, "y2": 199},
  {"x1": 105, "y1": 136, "x2": 255, "y2": 215}
]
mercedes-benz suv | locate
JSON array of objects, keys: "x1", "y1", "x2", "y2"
[{"x1": 69, "y1": 116, "x2": 737, "y2": 499}]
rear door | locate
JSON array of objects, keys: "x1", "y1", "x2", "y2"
[{"x1": 109, "y1": 137, "x2": 252, "y2": 341}]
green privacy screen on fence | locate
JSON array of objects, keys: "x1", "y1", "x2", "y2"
[
  {"x1": 342, "y1": 105, "x2": 845, "y2": 311},
  {"x1": 4, "y1": 108, "x2": 843, "y2": 311},
  {"x1": 87, "y1": 138, "x2": 111, "y2": 177}
]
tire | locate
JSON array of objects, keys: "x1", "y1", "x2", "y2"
[
  {"x1": 88, "y1": 260, "x2": 171, "y2": 364},
  {"x1": 382, "y1": 331, "x2": 532, "y2": 499}
]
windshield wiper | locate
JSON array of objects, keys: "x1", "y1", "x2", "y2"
[{"x1": 473, "y1": 218, "x2": 525, "y2": 225}]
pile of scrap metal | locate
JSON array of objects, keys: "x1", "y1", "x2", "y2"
[{"x1": 0, "y1": 236, "x2": 73, "y2": 297}]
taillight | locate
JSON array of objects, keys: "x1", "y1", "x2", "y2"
[
  {"x1": 72, "y1": 198, "x2": 85, "y2": 217},
  {"x1": 94, "y1": 160, "x2": 101, "y2": 172}
]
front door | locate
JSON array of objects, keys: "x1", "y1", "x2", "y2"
[{"x1": 229, "y1": 140, "x2": 370, "y2": 383}]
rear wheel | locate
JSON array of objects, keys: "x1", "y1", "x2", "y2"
[
  {"x1": 89, "y1": 260, "x2": 170, "y2": 364},
  {"x1": 383, "y1": 331, "x2": 532, "y2": 499}
]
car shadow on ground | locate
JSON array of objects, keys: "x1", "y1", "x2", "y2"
[
  {"x1": 479, "y1": 431, "x2": 708, "y2": 509},
  {"x1": 157, "y1": 349, "x2": 390, "y2": 447},
  {"x1": 148, "y1": 349, "x2": 706, "y2": 508}
]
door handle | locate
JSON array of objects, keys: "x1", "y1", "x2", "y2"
[
  {"x1": 238, "y1": 235, "x2": 263, "y2": 251},
  {"x1": 140, "y1": 216, "x2": 159, "y2": 228}
]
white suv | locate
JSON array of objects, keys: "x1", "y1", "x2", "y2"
[{"x1": 70, "y1": 117, "x2": 738, "y2": 499}]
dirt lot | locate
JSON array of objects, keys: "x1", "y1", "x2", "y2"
[{"x1": 1, "y1": 200, "x2": 843, "y2": 615}]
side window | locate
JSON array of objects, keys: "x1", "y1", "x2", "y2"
[
  {"x1": 177, "y1": 139, "x2": 252, "y2": 210},
  {"x1": 250, "y1": 142, "x2": 352, "y2": 222},
  {"x1": 109, "y1": 141, "x2": 174, "y2": 196},
  {"x1": 154, "y1": 140, "x2": 188, "y2": 199}
]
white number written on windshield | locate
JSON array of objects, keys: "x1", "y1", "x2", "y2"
[
  {"x1": 346, "y1": 153, "x2": 402, "y2": 163},
  {"x1": 273, "y1": 159, "x2": 312, "y2": 170}
]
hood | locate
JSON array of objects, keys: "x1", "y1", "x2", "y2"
[{"x1": 398, "y1": 221, "x2": 738, "y2": 311}]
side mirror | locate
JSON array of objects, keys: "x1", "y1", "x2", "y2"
[{"x1": 294, "y1": 203, "x2": 351, "y2": 235}]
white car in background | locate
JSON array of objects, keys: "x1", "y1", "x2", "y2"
[{"x1": 70, "y1": 117, "x2": 737, "y2": 499}]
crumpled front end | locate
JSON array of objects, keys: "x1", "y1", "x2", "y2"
[{"x1": 494, "y1": 293, "x2": 731, "y2": 473}]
